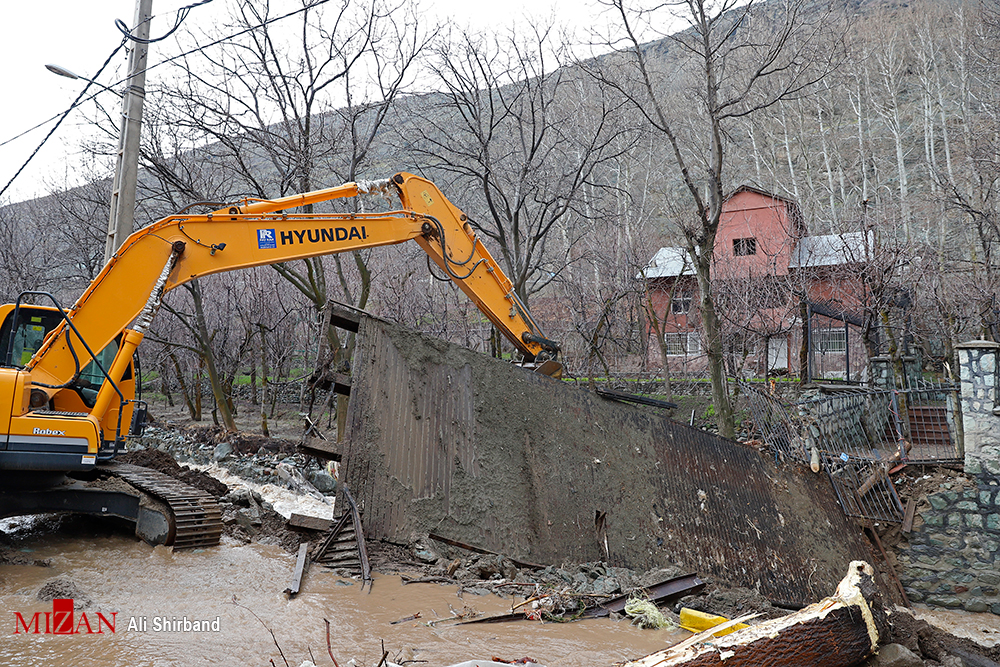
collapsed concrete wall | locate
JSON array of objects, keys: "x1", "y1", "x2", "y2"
[{"x1": 340, "y1": 316, "x2": 873, "y2": 604}]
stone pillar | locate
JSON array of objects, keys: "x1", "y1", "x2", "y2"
[
  {"x1": 956, "y1": 341, "x2": 999, "y2": 475},
  {"x1": 870, "y1": 356, "x2": 893, "y2": 389},
  {"x1": 869, "y1": 354, "x2": 921, "y2": 388}
]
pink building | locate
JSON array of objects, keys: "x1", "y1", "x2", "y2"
[{"x1": 643, "y1": 187, "x2": 870, "y2": 380}]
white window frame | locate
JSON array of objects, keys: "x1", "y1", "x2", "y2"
[
  {"x1": 664, "y1": 332, "x2": 701, "y2": 356},
  {"x1": 814, "y1": 328, "x2": 847, "y2": 353}
]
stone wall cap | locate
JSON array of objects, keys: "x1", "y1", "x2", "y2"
[{"x1": 955, "y1": 340, "x2": 1000, "y2": 350}]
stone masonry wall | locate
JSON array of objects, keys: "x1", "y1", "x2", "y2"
[
  {"x1": 896, "y1": 475, "x2": 1000, "y2": 614},
  {"x1": 895, "y1": 341, "x2": 1000, "y2": 616},
  {"x1": 957, "y1": 341, "x2": 999, "y2": 475}
]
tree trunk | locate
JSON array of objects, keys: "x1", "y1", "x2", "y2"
[
  {"x1": 258, "y1": 323, "x2": 270, "y2": 437},
  {"x1": 159, "y1": 359, "x2": 175, "y2": 407},
  {"x1": 628, "y1": 562, "x2": 888, "y2": 667},
  {"x1": 189, "y1": 280, "x2": 237, "y2": 431},
  {"x1": 170, "y1": 351, "x2": 196, "y2": 420},
  {"x1": 695, "y1": 255, "x2": 735, "y2": 439}
]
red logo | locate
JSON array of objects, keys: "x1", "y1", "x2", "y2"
[{"x1": 13, "y1": 598, "x2": 116, "y2": 635}]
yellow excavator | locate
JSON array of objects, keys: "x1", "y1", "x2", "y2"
[{"x1": 0, "y1": 172, "x2": 560, "y2": 549}]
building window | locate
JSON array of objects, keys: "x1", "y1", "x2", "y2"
[
  {"x1": 671, "y1": 291, "x2": 693, "y2": 314},
  {"x1": 814, "y1": 328, "x2": 847, "y2": 353},
  {"x1": 733, "y1": 237, "x2": 757, "y2": 256},
  {"x1": 664, "y1": 332, "x2": 701, "y2": 355}
]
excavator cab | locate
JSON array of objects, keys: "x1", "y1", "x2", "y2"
[{"x1": 0, "y1": 303, "x2": 141, "y2": 456}]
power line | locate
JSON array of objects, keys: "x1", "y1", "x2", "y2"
[
  {"x1": 0, "y1": 40, "x2": 127, "y2": 200},
  {"x1": 137, "y1": 0, "x2": 336, "y2": 78},
  {"x1": 117, "y1": 0, "x2": 215, "y2": 45},
  {"x1": 0, "y1": 0, "x2": 336, "y2": 199},
  {"x1": 0, "y1": 0, "x2": 219, "y2": 152}
]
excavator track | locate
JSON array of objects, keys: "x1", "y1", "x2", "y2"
[{"x1": 102, "y1": 462, "x2": 223, "y2": 550}]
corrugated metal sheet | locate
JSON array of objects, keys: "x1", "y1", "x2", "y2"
[{"x1": 341, "y1": 316, "x2": 874, "y2": 603}]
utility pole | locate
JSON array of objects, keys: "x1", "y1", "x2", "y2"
[{"x1": 104, "y1": 0, "x2": 153, "y2": 264}]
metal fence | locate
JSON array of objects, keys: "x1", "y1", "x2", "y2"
[{"x1": 742, "y1": 380, "x2": 962, "y2": 523}]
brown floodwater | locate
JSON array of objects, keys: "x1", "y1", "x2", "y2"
[{"x1": 1, "y1": 525, "x2": 685, "y2": 667}]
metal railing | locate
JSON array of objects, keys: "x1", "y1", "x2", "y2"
[{"x1": 742, "y1": 380, "x2": 962, "y2": 523}]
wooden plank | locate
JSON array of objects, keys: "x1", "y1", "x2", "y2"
[
  {"x1": 284, "y1": 542, "x2": 310, "y2": 597},
  {"x1": 288, "y1": 513, "x2": 333, "y2": 532},
  {"x1": 297, "y1": 439, "x2": 342, "y2": 462},
  {"x1": 462, "y1": 573, "x2": 705, "y2": 625},
  {"x1": 343, "y1": 486, "x2": 372, "y2": 591},
  {"x1": 329, "y1": 304, "x2": 361, "y2": 332},
  {"x1": 311, "y1": 512, "x2": 352, "y2": 562},
  {"x1": 332, "y1": 374, "x2": 352, "y2": 397},
  {"x1": 901, "y1": 499, "x2": 917, "y2": 534}
]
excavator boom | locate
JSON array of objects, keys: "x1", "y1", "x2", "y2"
[{"x1": 27, "y1": 173, "x2": 557, "y2": 395}]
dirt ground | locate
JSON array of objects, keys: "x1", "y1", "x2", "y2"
[{"x1": 147, "y1": 400, "x2": 312, "y2": 445}]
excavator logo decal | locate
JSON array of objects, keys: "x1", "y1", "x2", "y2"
[
  {"x1": 278, "y1": 227, "x2": 367, "y2": 246},
  {"x1": 257, "y1": 229, "x2": 277, "y2": 249},
  {"x1": 33, "y1": 427, "x2": 67, "y2": 436}
]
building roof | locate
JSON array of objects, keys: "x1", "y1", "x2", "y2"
[
  {"x1": 788, "y1": 232, "x2": 872, "y2": 269},
  {"x1": 641, "y1": 247, "x2": 696, "y2": 279},
  {"x1": 725, "y1": 184, "x2": 799, "y2": 209}
]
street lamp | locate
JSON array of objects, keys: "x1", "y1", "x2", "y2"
[{"x1": 45, "y1": 64, "x2": 121, "y2": 97}]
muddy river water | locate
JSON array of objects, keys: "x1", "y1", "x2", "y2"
[{"x1": 1, "y1": 526, "x2": 685, "y2": 666}]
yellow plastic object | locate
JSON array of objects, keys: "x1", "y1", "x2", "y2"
[{"x1": 679, "y1": 608, "x2": 750, "y2": 637}]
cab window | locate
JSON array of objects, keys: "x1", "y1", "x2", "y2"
[{"x1": 0, "y1": 310, "x2": 62, "y2": 367}]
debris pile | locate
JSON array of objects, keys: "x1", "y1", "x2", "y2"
[{"x1": 130, "y1": 425, "x2": 335, "y2": 493}]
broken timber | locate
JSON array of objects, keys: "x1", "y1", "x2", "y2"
[
  {"x1": 624, "y1": 562, "x2": 889, "y2": 667},
  {"x1": 288, "y1": 513, "x2": 333, "y2": 532},
  {"x1": 328, "y1": 302, "x2": 361, "y2": 333},
  {"x1": 310, "y1": 485, "x2": 372, "y2": 591},
  {"x1": 285, "y1": 542, "x2": 310, "y2": 597},
  {"x1": 460, "y1": 572, "x2": 704, "y2": 625},
  {"x1": 296, "y1": 439, "x2": 342, "y2": 462},
  {"x1": 428, "y1": 532, "x2": 544, "y2": 570}
]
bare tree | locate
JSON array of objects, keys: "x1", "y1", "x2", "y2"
[
  {"x1": 588, "y1": 0, "x2": 842, "y2": 437},
  {"x1": 77, "y1": 0, "x2": 431, "y2": 430},
  {"x1": 404, "y1": 23, "x2": 632, "y2": 310}
]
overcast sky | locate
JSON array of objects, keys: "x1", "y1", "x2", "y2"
[{"x1": 0, "y1": 0, "x2": 610, "y2": 204}]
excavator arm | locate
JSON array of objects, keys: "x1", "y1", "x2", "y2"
[{"x1": 26, "y1": 172, "x2": 559, "y2": 413}]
